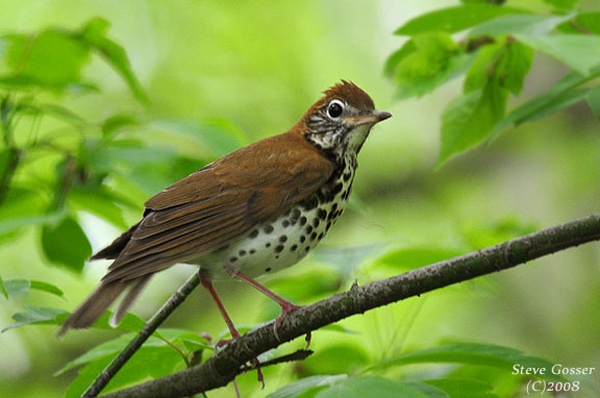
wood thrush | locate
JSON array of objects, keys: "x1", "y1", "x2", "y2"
[{"x1": 59, "y1": 81, "x2": 391, "y2": 338}]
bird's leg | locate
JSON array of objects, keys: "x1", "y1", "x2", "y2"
[
  {"x1": 227, "y1": 269, "x2": 300, "y2": 314},
  {"x1": 225, "y1": 269, "x2": 310, "y2": 346},
  {"x1": 200, "y1": 270, "x2": 241, "y2": 339},
  {"x1": 199, "y1": 270, "x2": 265, "y2": 387}
]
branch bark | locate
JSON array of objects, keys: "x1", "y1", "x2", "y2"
[{"x1": 97, "y1": 214, "x2": 600, "y2": 398}]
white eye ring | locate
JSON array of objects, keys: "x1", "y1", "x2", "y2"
[{"x1": 326, "y1": 99, "x2": 345, "y2": 119}]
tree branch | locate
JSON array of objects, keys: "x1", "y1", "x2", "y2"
[{"x1": 98, "y1": 214, "x2": 600, "y2": 398}]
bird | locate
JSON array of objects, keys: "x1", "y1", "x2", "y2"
[{"x1": 59, "y1": 81, "x2": 391, "y2": 338}]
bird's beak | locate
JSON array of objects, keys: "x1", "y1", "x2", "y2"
[{"x1": 345, "y1": 110, "x2": 392, "y2": 126}]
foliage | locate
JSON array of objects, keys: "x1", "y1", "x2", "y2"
[
  {"x1": 267, "y1": 343, "x2": 564, "y2": 398},
  {"x1": 0, "y1": 17, "x2": 245, "y2": 269},
  {"x1": 0, "y1": 1, "x2": 598, "y2": 397},
  {"x1": 385, "y1": 0, "x2": 600, "y2": 166},
  {"x1": 0, "y1": 17, "x2": 244, "y2": 394}
]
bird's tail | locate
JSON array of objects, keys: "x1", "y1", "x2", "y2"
[{"x1": 58, "y1": 276, "x2": 151, "y2": 337}]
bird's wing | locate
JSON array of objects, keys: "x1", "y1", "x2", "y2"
[{"x1": 101, "y1": 132, "x2": 333, "y2": 283}]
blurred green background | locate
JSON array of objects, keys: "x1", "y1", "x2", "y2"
[{"x1": 1, "y1": 0, "x2": 599, "y2": 397}]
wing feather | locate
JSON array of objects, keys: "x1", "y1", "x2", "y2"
[{"x1": 98, "y1": 131, "x2": 334, "y2": 284}]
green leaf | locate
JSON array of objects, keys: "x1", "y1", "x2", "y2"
[
  {"x1": 109, "y1": 345, "x2": 182, "y2": 385},
  {"x1": 3, "y1": 279, "x2": 30, "y2": 297},
  {"x1": 495, "y1": 41, "x2": 534, "y2": 95},
  {"x1": 438, "y1": 80, "x2": 507, "y2": 167},
  {"x1": 267, "y1": 374, "x2": 348, "y2": 398},
  {"x1": 61, "y1": 332, "x2": 186, "y2": 396},
  {"x1": 176, "y1": 333, "x2": 213, "y2": 353},
  {"x1": 392, "y1": 33, "x2": 466, "y2": 98},
  {"x1": 493, "y1": 69, "x2": 600, "y2": 135},
  {"x1": 464, "y1": 41, "x2": 504, "y2": 92},
  {"x1": 0, "y1": 75, "x2": 94, "y2": 92},
  {"x1": 2, "y1": 278, "x2": 64, "y2": 298},
  {"x1": 586, "y1": 85, "x2": 600, "y2": 120},
  {"x1": 425, "y1": 379, "x2": 497, "y2": 398},
  {"x1": 465, "y1": 39, "x2": 533, "y2": 95},
  {"x1": 41, "y1": 216, "x2": 92, "y2": 272},
  {"x1": 78, "y1": 17, "x2": 148, "y2": 103},
  {"x1": 384, "y1": 40, "x2": 416, "y2": 77},
  {"x1": 0, "y1": 18, "x2": 145, "y2": 97},
  {"x1": 3, "y1": 279, "x2": 31, "y2": 297},
  {"x1": 0, "y1": 187, "x2": 63, "y2": 237},
  {"x1": 0, "y1": 211, "x2": 64, "y2": 238},
  {"x1": 68, "y1": 187, "x2": 128, "y2": 229},
  {"x1": 516, "y1": 34, "x2": 600, "y2": 76},
  {"x1": 369, "y1": 343, "x2": 564, "y2": 382},
  {"x1": 439, "y1": 91, "x2": 483, "y2": 165},
  {"x1": 101, "y1": 114, "x2": 139, "y2": 138},
  {"x1": 2, "y1": 306, "x2": 67, "y2": 332},
  {"x1": 57, "y1": 332, "x2": 145, "y2": 375},
  {"x1": 499, "y1": 88, "x2": 588, "y2": 131},
  {"x1": 64, "y1": 355, "x2": 113, "y2": 398},
  {"x1": 303, "y1": 344, "x2": 369, "y2": 375},
  {"x1": 469, "y1": 14, "x2": 572, "y2": 38},
  {"x1": 3, "y1": 29, "x2": 91, "y2": 91},
  {"x1": 31, "y1": 280, "x2": 66, "y2": 297},
  {"x1": 316, "y1": 377, "x2": 448, "y2": 398},
  {"x1": 395, "y1": 5, "x2": 530, "y2": 36}
]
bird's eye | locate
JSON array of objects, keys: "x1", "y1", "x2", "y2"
[{"x1": 326, "y1": 100, "x2": 345, "y2": 119}]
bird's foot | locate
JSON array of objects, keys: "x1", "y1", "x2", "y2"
[{"x1": 272, "y1": 303, "x2": 311, "y2": 348}]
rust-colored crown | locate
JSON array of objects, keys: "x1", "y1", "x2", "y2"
[
  {"x1": 313, "y1": 81, "x2": 375, "y2": 113},
  {"x1": 297, "y1": 81, "x2": 391, "y2": 157}
]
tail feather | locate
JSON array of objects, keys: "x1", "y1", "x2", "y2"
[
  {"x1": 58, "y1": 281, "x2": 129, "y2": 337},
  {"x1": 111, "y1": 276, "x2": 152, "y2": 326},
  {"x1": 59, "y1": 220, "x2": 155, "y2": 337}
]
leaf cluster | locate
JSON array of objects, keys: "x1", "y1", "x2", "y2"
[
  {"x1": 0, "y1": 19, "x2": 245, "y2": 393},
  {"x1": 0, "y1": 18, "x2": 244, "y2": 272},
  {"x1": 385, "y1": 0, "x2": 600, "y2": 166}
]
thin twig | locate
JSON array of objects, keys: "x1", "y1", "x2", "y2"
[
  {"x1": 254, "y1": 349, "x2": 313, "y2": 369},
  {"x1": 82, "y1": 272, "x2": 201, "y2": 397}
]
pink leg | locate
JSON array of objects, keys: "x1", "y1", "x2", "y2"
[
  {"x1": 200, "y1": 270, "x2": 241, "y2": 339},
  {"x1": 199, "y1": 271, "x2": 265, "y2": 387},
  {"x1": 227, "y1": 269, "x2": 300, "y2": 313},
  {"x1": 226, "y1": 269, "x2": 307, "y2": 344}
]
